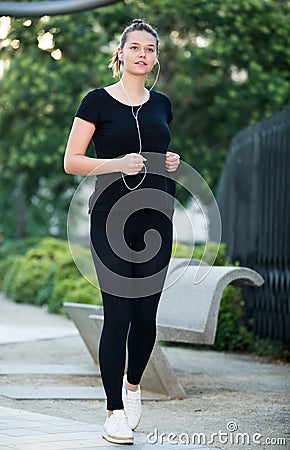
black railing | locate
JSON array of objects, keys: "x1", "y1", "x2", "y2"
[{"x1": 216, "y1": 107, "x2": 290, "y2": 343}]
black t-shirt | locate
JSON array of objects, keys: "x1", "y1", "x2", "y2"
[{"x1": 75, "y1": 88, "x2": 175, "y2": 211}]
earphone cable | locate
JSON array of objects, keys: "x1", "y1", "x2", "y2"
[{"x1": 120, "y1": 61, "x2": 160, "y2": 191}]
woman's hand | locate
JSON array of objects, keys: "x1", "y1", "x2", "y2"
[
  {"x1": 165, "y1": 151, "x2": 180, "y2": 172},
  {"x1": 118, "y1": 153, "x2": 147, "y2": 175}
]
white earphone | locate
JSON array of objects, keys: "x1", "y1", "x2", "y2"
[{"x1": 119, "y1": 55, "x2": 161, "y2": 191}]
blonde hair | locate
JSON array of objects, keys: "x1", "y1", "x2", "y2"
[{"x1": 109, "y1": 19, "x2": 159, "y2": 77}]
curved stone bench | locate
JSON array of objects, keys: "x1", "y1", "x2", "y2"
[
  {"x1": 65, "y1": 259, "x2": 264, "y2": 399},
  {"x1": 157, "y1": 261, "x2": 264, "y2": 345},
  {"x1": 140, "y1": 260, "x2": 264, "y2": 398}
]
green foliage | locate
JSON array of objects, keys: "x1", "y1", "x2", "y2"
[
  {"x1": 0, "y1": 256, "x2": 17, "y2": 293},
  {"x1": 2, "y1": 237, "x2": 67, "y2": 303},
  {"x1": 214, "y1": 285, "x2": 254, "y2": 351},
  {"x1": 194, "y1": 241, "x2": 228, "y2": 266},
  {"x1": 27, "y1": 236, "x2": 69, "y2": 260},
  {"x1": 1, "y1": 237, "x2": 101, "y2": 313},
  {"x1": 2, "y1": 257, "x2": 23, "y2": 298},
  {"x1": 172, "y1": 241, "x2": 228, "y2": 266},
  {"x1": 0, "y1": 13, "x2": 105, "y2": 238},
  {"x1": 44, "y1": 252, "x2": 100, "y2": 313},
  {"x1": 9, "y1": 254, "x2": 52, "y2": 304},
  {"x1": 0, "y1": 237, "x2": 42, "y2": 260},
  {"x1": 172, "y1": 241, "x2": 194, "y2": 258},
  {"x1": 1, "y1": 237, "x2": 288, "y2": 358},
  {"x1": 48, "y1": 277, "x2": 99, "y2": 314},
  {"x1": 0, "y1": 239, "x2": 42, "y2": 289},
  {"x1": 1, "y1": 0, "x2": 289, "y2": 237},
  {"x1": 35, "y1": 265, "x2": 55, "y2": 306},
  {"x1": 253, "y1": 338, "x2": 290, "y2": 361},
  {"x1": 98, "y1": 0, "x2": 290, "y2": 189}
]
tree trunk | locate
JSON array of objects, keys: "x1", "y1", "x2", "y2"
[{"x1": 16, "y1": 175, "x2": 26, "y2": 239}]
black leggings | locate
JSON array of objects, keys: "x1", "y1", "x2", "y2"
[{"x1": 90, "y1": 208, "x2": 173, "y2": 410}]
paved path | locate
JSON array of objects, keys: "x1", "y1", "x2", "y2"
[
  {"x1": 0, "y1": 294, "x2": 214, "y2": 449},
  {"x1": 0, "y1": 405, "x2": 216, "y2": 449},
  {"x1": 0, "y1": 405, "x2": 212, "y2": 449},
  {"x1": 1, "y1": 405, "x2": 211, "y2": 450},
  {"x1": 0, "y1": 293, "x2": 289, "y2": 450},
  {"x1": 0, "y1": 293, "x2": 78, "y2": 344}
]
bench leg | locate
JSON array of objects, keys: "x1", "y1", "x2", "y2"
[
  {"x1": 142, "y1": 342, "x2": 187, "y2": 399},
  {"x1": 64, "y1": 304, "x2": 104, "y2": 365}
]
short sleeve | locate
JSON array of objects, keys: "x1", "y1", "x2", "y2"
[{"x1": 75, "y1": 90, "x2": 100, "y2": 125}]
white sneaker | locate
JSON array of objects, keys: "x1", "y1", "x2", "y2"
[
  {"x1": 102, "y1": 409, "x2": 133, "y2": 445},
  {"x1": 122, "y1": 374, "x2": 142, "y2": 430}
]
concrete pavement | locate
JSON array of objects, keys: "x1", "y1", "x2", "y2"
[{"x1": 0, "y1": 293, "x2": 289, "y2": 450}]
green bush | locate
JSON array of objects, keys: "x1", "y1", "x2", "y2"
[
  {"x1": 0, "y1": 256, "x2": 16, "y2": 290},
  {"x1": 1, "y1": 237, "x2": 101, "y2": 314},
  {"x1": 172, "y1": 242, "x2": 194, "y2": 258},
  {"x1": 0, "y1": 238, "x2": 42, "y2": 289},
  {"x1": 253, "y1": 338, "x2": 290, "y2": 360},
  {"x1": 2, "y1": 257, "x2": 23, "y2": 298},
  {"x1": 20, "y1": 239, "x2": 71, "y2": 307},
  {"x1": 194, "y1": 241, "x2": 228, "y2": 266},
  {"x1": 2, "y1": 238, "x2": 69, "y2": 304},
  {"x1": 24, "y1": 237, "x2": 69, "y2": 261},
  {"x1": 172, "y1": 241, "x2": 229, "y2": 266},
  {"x1": 53, "y1": 254, "x2": 80, "y2": 281},
  {"x1": 48, "y1": 277, "x2": 101, "y2": 314},
  {"x1": 0, "y1": 237, "x2": 42, "y2": 260},
  {"x1": 3, "y1": 237, "x2": 285, "y2": 357},
  {"x1": 214, "y1": 285, "x2": 254, "y2": 351},
  {"x1": 41, "y1": 253, "x2": 101, "y2": 314},
  {"x1": 35, "y1": 266, "x2": 55, "y2": 307},
  {"x1": 8, "y1": 254, "x2": 52, "y2": 304}
]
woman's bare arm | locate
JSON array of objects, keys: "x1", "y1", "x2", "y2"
[
  {"x1": 64, "y1": 118, "x2": 119, "y2": 176},
  {"x1": 64, "y1": 118, "x2": 146, "y2": 176}
]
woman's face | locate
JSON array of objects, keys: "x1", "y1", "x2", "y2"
[{"x1": 119, "y1": 30, "x2": 158, "y2": 76}]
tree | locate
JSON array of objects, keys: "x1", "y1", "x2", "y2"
[
  {"x1": 0, "y1": 13, "x2": 111, "y2": 238},
  {"x1": 97, "y1": 0, "x2": 290, "y2": 185},
  {"x1": 0, "y1": 0, "x2": 289, "y2": 238}
]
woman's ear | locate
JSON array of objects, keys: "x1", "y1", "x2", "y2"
[{"x1": 118, "y1": 48, "x2": 123, "y2": 62}]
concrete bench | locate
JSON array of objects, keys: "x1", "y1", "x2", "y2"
[{"x1": 64, "y1": 259, "x2": 264, "y2": 399}]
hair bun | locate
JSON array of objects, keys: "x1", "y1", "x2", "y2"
[{"x1": 132, "y1": 18, "x2": 143, "y2": 24}]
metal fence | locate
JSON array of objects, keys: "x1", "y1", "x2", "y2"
[{"x1": 216, "y1": 106, "x2": 290, "y2": 343}]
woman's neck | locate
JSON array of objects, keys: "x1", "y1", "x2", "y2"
[{"x1": 119, "y1": 73, "x2": 147, "y2": 98}]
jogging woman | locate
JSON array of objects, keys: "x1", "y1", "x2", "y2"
[{"x1": 64, "y1": 19, "x2": 180, "y2": 445}]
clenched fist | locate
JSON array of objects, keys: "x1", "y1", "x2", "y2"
[
  {"x1": 165, "y1": 151, "x2": 180, "y2": 172},
  {"x1": 118, "y1": 153, "x2": 147, "y2": 175}
]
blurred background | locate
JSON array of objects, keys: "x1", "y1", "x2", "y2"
[{"x1": 1, "y1": 0, "x2": 289, "y2": 239}]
